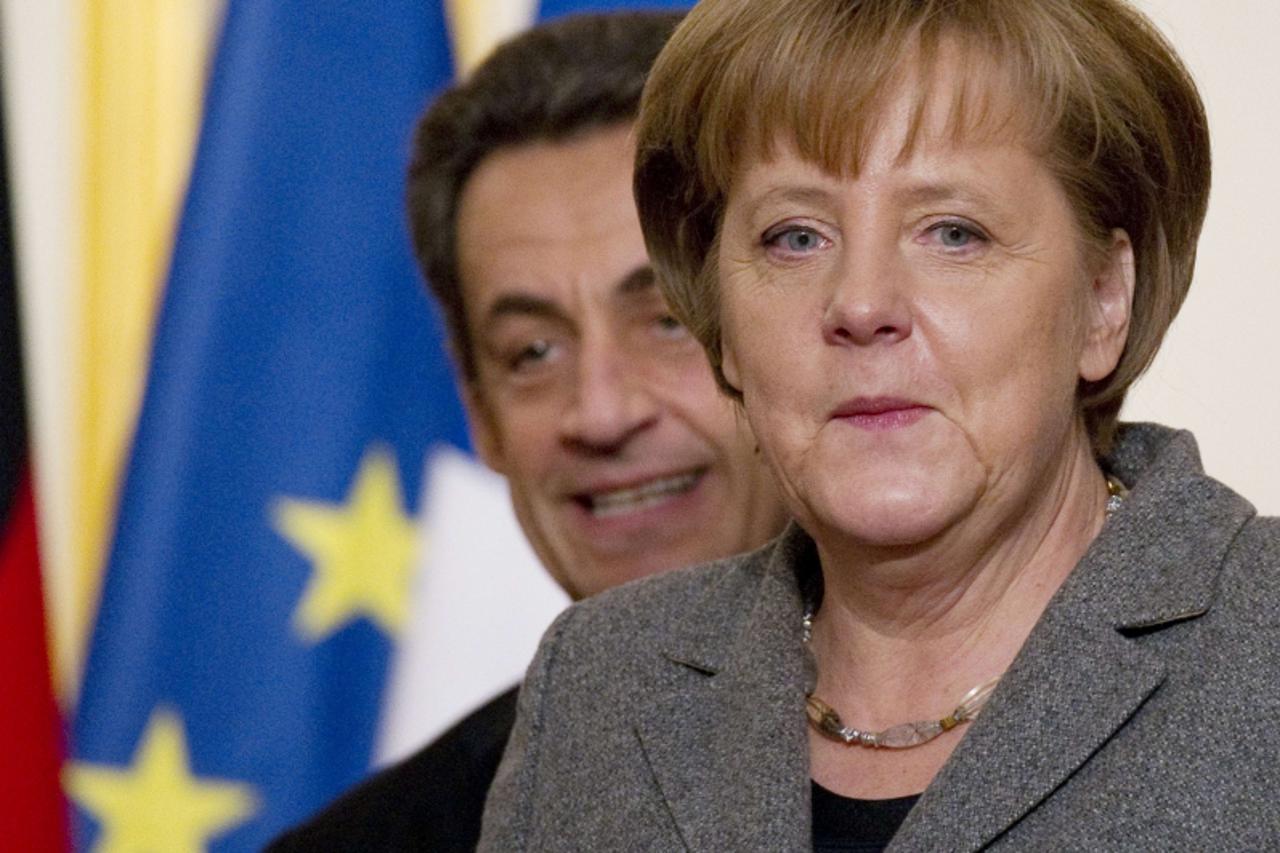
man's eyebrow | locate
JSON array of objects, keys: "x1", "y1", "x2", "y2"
[
  {"x1": 481, "y1": 265, "x2": 657, "y2": 327},
  {"x1": 481, "y1": 293, "x2": 568, "y2": 330},
  {"x1": 615, "y1": 264, "x2": 657, "y2": 297}
]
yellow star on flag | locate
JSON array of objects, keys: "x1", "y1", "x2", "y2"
[
  {"x1": 65, "y1": 709, "x2": 257, "y2": 852},
  {"x1": 272, "y1": 446, "x2": 420, "y2": 641}
]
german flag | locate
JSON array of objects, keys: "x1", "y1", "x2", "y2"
[{"x1": 0, "y1": 59, "x2": 70, "y2": 851}]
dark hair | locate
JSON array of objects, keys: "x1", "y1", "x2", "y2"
[
  {"x1": 635, "y1": 0, "x2": 1210, "y2": 453},
  {"x1": 407, "y1": 11, "x2": 684, "y2": 380}
]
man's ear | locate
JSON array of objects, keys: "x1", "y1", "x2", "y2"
[
  {"x1": 1079, "y1": 228, "x2": 1135, "y2": 382},
  {"x1": 462, "y1": 380, "x2": 505, "y2": 474}
]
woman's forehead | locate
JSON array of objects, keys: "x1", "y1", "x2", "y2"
[{"x1": 730, "y1": 49, "x2": 1045, "y2": 190}]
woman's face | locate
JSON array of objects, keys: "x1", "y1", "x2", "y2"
[{"x1": 716, "y1": 82, "x2": 1132, "y2": 552}]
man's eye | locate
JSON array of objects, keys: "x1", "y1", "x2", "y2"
[
  {"x1": 509, "y1": 339, "x2": 554, "y2": 371},
  {"x1": 654, "y1": 314, "x2": 689, "y2": 339}
]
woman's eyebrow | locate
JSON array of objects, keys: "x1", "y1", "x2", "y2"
[
  {"x1": 895, "y1": 181, "x2": 1001, "y2": 210},
  {"x1": 743, "y1": 184, "x2": 839, "y2": 209}
]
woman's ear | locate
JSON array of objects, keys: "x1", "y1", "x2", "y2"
[
  {"x1": 720, "y1": 349, "x2": 739, "y2": 391},
  {"x1": 719, "y1": 335, "x2": 743, "y2": 396},
  {"x1": 1078, "y1": 228, "x2": 1135, "y2": 382}
]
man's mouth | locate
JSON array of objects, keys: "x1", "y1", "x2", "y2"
[{"x1": 580, "y1": 470, "x2": 704, "y2": 518}]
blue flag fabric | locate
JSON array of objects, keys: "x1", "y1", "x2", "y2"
[
  {"x1": 69, "y1": 2, "x2": 465, "y2": 848},
  {"x1": 70, "y1": 1, "x2": 687, "y2": 849}
]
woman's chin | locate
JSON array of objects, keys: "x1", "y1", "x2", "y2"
[
  {"x1": 824, "y1": 513, "x2": 951, "y2": 549},
  {"x1": 801, "y1": 481, "x2": 981, "y2": 551}
]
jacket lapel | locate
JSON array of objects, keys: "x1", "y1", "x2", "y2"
[
  {"x1": 637, "y1": 427, "x2": 1254, "y2": 852},
  {"x1": 892, "y1": 430, "x2": 1255, "y2": 850},
  {"x1": 888, "y1": 599, "x2": 1168, "y2": 851},
  {"x1": 635, "y1": 528, "x2": 817, "y2": 852}
]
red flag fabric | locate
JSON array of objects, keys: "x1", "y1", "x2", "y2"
[{"x1": 0, "y1": 472, "x2": 69, "y2": 851}]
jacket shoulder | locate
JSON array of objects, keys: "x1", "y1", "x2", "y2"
[
  {"x1": 1218, "y1": 514, "x2": 1280, "y2": 626},
  {"x1": 478, "y1": 545, "x2": 786, "y2": 850},
  {"x1": 537, "y1": 542, "x2": 783, "y2": 688}
]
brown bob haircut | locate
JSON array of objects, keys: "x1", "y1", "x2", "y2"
[
  {"x1": 407, "y1": 11, "x2": 683, "y2": 382},
  {"x1": 634, "y1": 0, "x2": 1210, "y2": 453}
]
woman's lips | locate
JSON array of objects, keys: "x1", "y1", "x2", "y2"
[{"x1": 831, "y1": 397, "x2": 931, "y2": 431}]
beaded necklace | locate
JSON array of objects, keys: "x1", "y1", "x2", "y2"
[{"x1": 803, "y1": 476, "x2": 1128, "y2": 748}]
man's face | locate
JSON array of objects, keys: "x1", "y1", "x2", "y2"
[{"x1": 456, "y1": 123, "x2": 787, "y2": 599}]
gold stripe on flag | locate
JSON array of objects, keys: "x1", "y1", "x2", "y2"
[
  {"x1": 70, "y1": 0, "x2": 219, "y2": 700},
  {"x1": 444, "y1": 0, "x2": 538, "y2": 77}
]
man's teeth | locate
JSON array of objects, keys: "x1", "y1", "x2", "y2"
[{"x1": 589, "y1": 472, "x2": 701, "y2": 518}]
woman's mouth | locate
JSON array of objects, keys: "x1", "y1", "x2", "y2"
[{"x1": 831, "y1": 397, "x2": 931, "y2": 431}]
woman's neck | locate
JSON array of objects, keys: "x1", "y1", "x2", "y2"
[{"x1": 806, "y1": 427, "x2": 1111, "y2": 722}]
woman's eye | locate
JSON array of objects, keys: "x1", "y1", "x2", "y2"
[
  {"x1": 927, "y1": 221, "x2": 988, "y2": 250},
  {"x1": 782, "y1": 230, "x2": 820, "y2": 252},
  {"x1": 764, "y1": 225, "x2": 829, "y2": 255}
]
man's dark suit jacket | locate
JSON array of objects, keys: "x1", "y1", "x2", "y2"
[{"x1": 268, "y1": 686, "x2": 517, "y2": 851}]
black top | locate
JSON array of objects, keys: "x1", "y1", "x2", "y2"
[
  {"x1": 811, "y1": 780, "x2": 920, "y2": 853},
  {"x1": 267, "y1": 685, "x2": 518, "y2": 852}
]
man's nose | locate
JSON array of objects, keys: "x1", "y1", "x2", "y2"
[{"x1": 558, "y1": 339, "x2": 660, "y2": 455}]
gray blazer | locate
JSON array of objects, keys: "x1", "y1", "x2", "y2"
[{"x1": 480, "y1": 424, "x2": 1280, "y2": 851}]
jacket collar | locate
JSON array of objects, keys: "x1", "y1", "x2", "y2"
[
  {"x1": 636, "y1": 424, "x2": 1254, "y2": 852},
  {"x1": 894, "y1": 424, "x2": 1255, "y2": 849},
  {"x1": 634, "y1": 526, "x2": 816, "y2": 851}
]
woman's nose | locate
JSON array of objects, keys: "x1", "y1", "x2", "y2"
[{"x1": 820, "y1": 253, "x2": 913, "y2": 347}]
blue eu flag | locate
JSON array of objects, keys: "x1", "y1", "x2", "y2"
[{"x1": 68, "y1": 1, "x2": 686, "y2": 849}]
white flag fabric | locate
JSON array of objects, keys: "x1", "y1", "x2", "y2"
[{"x1": 376, "y1": 447, "x2": 568, "y2": 765}]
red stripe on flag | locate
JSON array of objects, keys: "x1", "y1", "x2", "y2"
[{"x1": 0, "y1": 470, "x2": 70, "y2": 852}]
